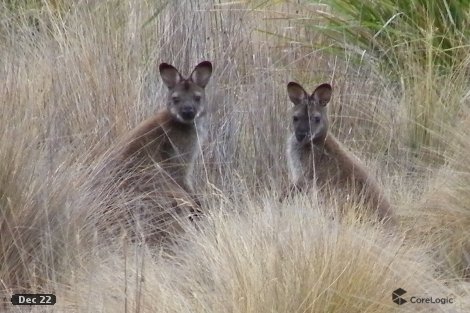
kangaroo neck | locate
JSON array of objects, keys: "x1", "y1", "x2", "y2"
[{"x1": 311, "y1": 132, "x2": 328, "y2": 148}]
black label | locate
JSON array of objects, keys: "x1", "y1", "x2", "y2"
[{"x1": 11, "y1": 294, "x2": 56, "y2": 305}]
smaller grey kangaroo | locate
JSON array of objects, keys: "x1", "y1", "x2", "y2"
[{"x1": 284, "y1": 81, "x2": 396, "y2": 226}]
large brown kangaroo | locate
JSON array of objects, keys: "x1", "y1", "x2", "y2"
[
  {"x1": 118, "y1": 61, "x2": 212, "y2": 196},
  {"x1": 92, "y1": 61, "x2": 213, "y2": 244}
]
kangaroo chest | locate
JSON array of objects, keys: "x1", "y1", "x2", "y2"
[
  {"x1": 160, "y1": 128, "x2": 197, "y2": 162},
  {"x1": 154, "y1": 126, "x2": 199, "y2": 178}
]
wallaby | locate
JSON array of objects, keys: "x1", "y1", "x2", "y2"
[
  {"x1": 117, "y1": 61, "x2": 212, "y2": 200},
  {"x1": 90, "y1": 61, "x2": 213, "y2": 243},
  {"x1": 284, "y1": 81, "x2": 396, "y2": 226}
]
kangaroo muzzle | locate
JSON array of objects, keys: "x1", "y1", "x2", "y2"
[
  {"x1": 181, "y1": 106, "x2": 196, "y2": 121},
  {"x1": 295, "y1": 132, "x2": 308, "y2": 142}
]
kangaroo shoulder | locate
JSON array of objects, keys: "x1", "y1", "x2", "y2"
[
  {"x1": 323, "y1": 134, "x2": 369, "y2": 179},
  {"x1": 118, "y1": 109, "x2": 172, "y2": 159}
]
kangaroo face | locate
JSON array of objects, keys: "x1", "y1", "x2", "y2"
[
  {"x1": 287, "y1": 82, "x2": 332, "y2": 145},
  {"x1": 159, "y1": 61, "x2": 213, "y2": 124}
]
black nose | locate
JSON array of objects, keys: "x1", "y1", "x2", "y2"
[
  {"x1": 295, "y1": 132, "x2": 307, "y2": 142},
  {"x1": 181, "y1": 107, "x2": 196, "y2": 120}
]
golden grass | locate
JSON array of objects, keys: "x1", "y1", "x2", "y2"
[
  {"x1": 413, "y1": 114, "x2": 470, "y2": 279},
  {"x1": 56, "y1": 196, "x2": 465, "y2": 312},
  {"x1": 0, "y1": 0, "x2": 469, "y2": 312}
]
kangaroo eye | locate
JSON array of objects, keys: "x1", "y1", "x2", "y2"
[
  {"x1": 172, "y1": 97, "x2": 180, "y2": 104},
  {"x1": 314, "y1": 116, "x2": 321, "y2": 123},
  {"x1": 194, "y1": 95, "x2": 201, "y2": 102},
  {"x1": 293, "y1": 116, "x2": 299, "y2": 122}
]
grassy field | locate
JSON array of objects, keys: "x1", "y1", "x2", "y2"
[{"x1": 0, "y1": 0, "x2": 469, "y2": 312}]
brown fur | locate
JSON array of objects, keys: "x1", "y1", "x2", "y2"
[
  {"x1": 284, "y1": 82, "x2": 396, "y2": 226},
  {"x1": 118, "y1": 61, "x2": 212, "y2": 194},
  {"x1": 93, "y1": 61, "x2": 213, "y2": 244},
  {"x1": 117, "y1": 108, "x2": 206, "y2": 194}
]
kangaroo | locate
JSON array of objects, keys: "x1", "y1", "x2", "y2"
[
  {"x1": 90, "y1": 61, "x2": 213, "y2": 244},
  {"x1": 117, "y1": 61, "x2": 212, "y2": 199},
  {"x1": 284, "y1": 81, "x2": 396, "y2": 226}
]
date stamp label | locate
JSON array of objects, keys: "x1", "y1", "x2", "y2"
[{"x1": 11, "y1": 294, "x2": 56, "y2": 305}]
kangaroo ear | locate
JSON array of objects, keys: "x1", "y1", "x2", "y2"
[
  {"x1": 287, "y1": 82, "x2": 308, "y2": 105},
  {"x1": 159, "y1": 63, "x2": 182, "y2": 89},
  {"x1": 312, "y1": 83, "x2": 332, "y2": 106},
  {"x1": 190, "y1": 61, "x2": 213, "y2": 88}
]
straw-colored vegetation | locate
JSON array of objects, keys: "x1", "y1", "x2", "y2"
[{"x1": 0, "y1": 0, "x2": 469, "y2": 312}]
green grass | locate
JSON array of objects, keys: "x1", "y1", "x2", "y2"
[
  {"x1": 265, "y1": 0, "x2": 470, "y2": 161},
  {"x1": 319, "y1": 0, "x2": 470, "y2": 72},
  {"x1": 318, "y1": 0, "x2": 470, "y2": 154},
  {"x1": 327, "y1": 0, "x2": 470, "y2": 153}
]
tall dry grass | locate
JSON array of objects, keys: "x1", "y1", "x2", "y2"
[
  {"x1": 0, "y1": 0, "x2": 469, "y2": 312},
  {"x1": 414, "y1": 113, "x2": 470, "y2": 279},
  {"x1": 57, "y1": 195, "x2": 466, "y2": 313}
]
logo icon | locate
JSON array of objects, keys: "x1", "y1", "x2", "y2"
[{"x1": 392, "y1": 288, "x2": 407, "y2": 305}]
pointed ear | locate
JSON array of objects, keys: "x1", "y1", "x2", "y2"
[
  {"x1": 287, "y1": 82, "x2": 308, "y2": 105},
  {"x1": 312, "y1": 83, "x2": 332, "y2": 106},
  {"x1": 159, "y1": 63, "x2": 182, "y2": 89},
  {"x1": 190, "y1": 61, "x2": 212, "y2": 88}
]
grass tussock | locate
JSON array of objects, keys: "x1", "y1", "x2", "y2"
[
  {"x1": 0, "y1": 0, "x2": 469, "y2": 312},
  {"x1": 414, "y1": 114, "x2": 470, "y2": 279},
  {"x1": 59, "y1": 198, "x2": 462, "y2": 313}
]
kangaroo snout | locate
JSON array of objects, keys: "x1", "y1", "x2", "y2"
[
  {"x1": 295, "y1": 132, "x2": 308, "y2": 142},
  {"x1": 181, "y1": 106, "x2": 196, "y2": 120}
]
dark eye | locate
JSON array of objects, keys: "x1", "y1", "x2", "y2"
[
  {"x1": 172, "y1": 97, "x2": 180, "y2": 104},
  {"x1": 314, "y1": 116, "x2": 321, "y2": 123},
  {"x1": 293, "y1": 116, "x2": 299, "y2": 122},
  {"x1": 194, "y1": 95, "x2": 201, "y2": 102}
]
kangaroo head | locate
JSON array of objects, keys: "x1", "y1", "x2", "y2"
[
  {"x1": 159, "y1": 61, "x2": 213, "y2": 124},
  {"x1": 287, "y1": 82, "x2": 332, "y2": 145}
]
